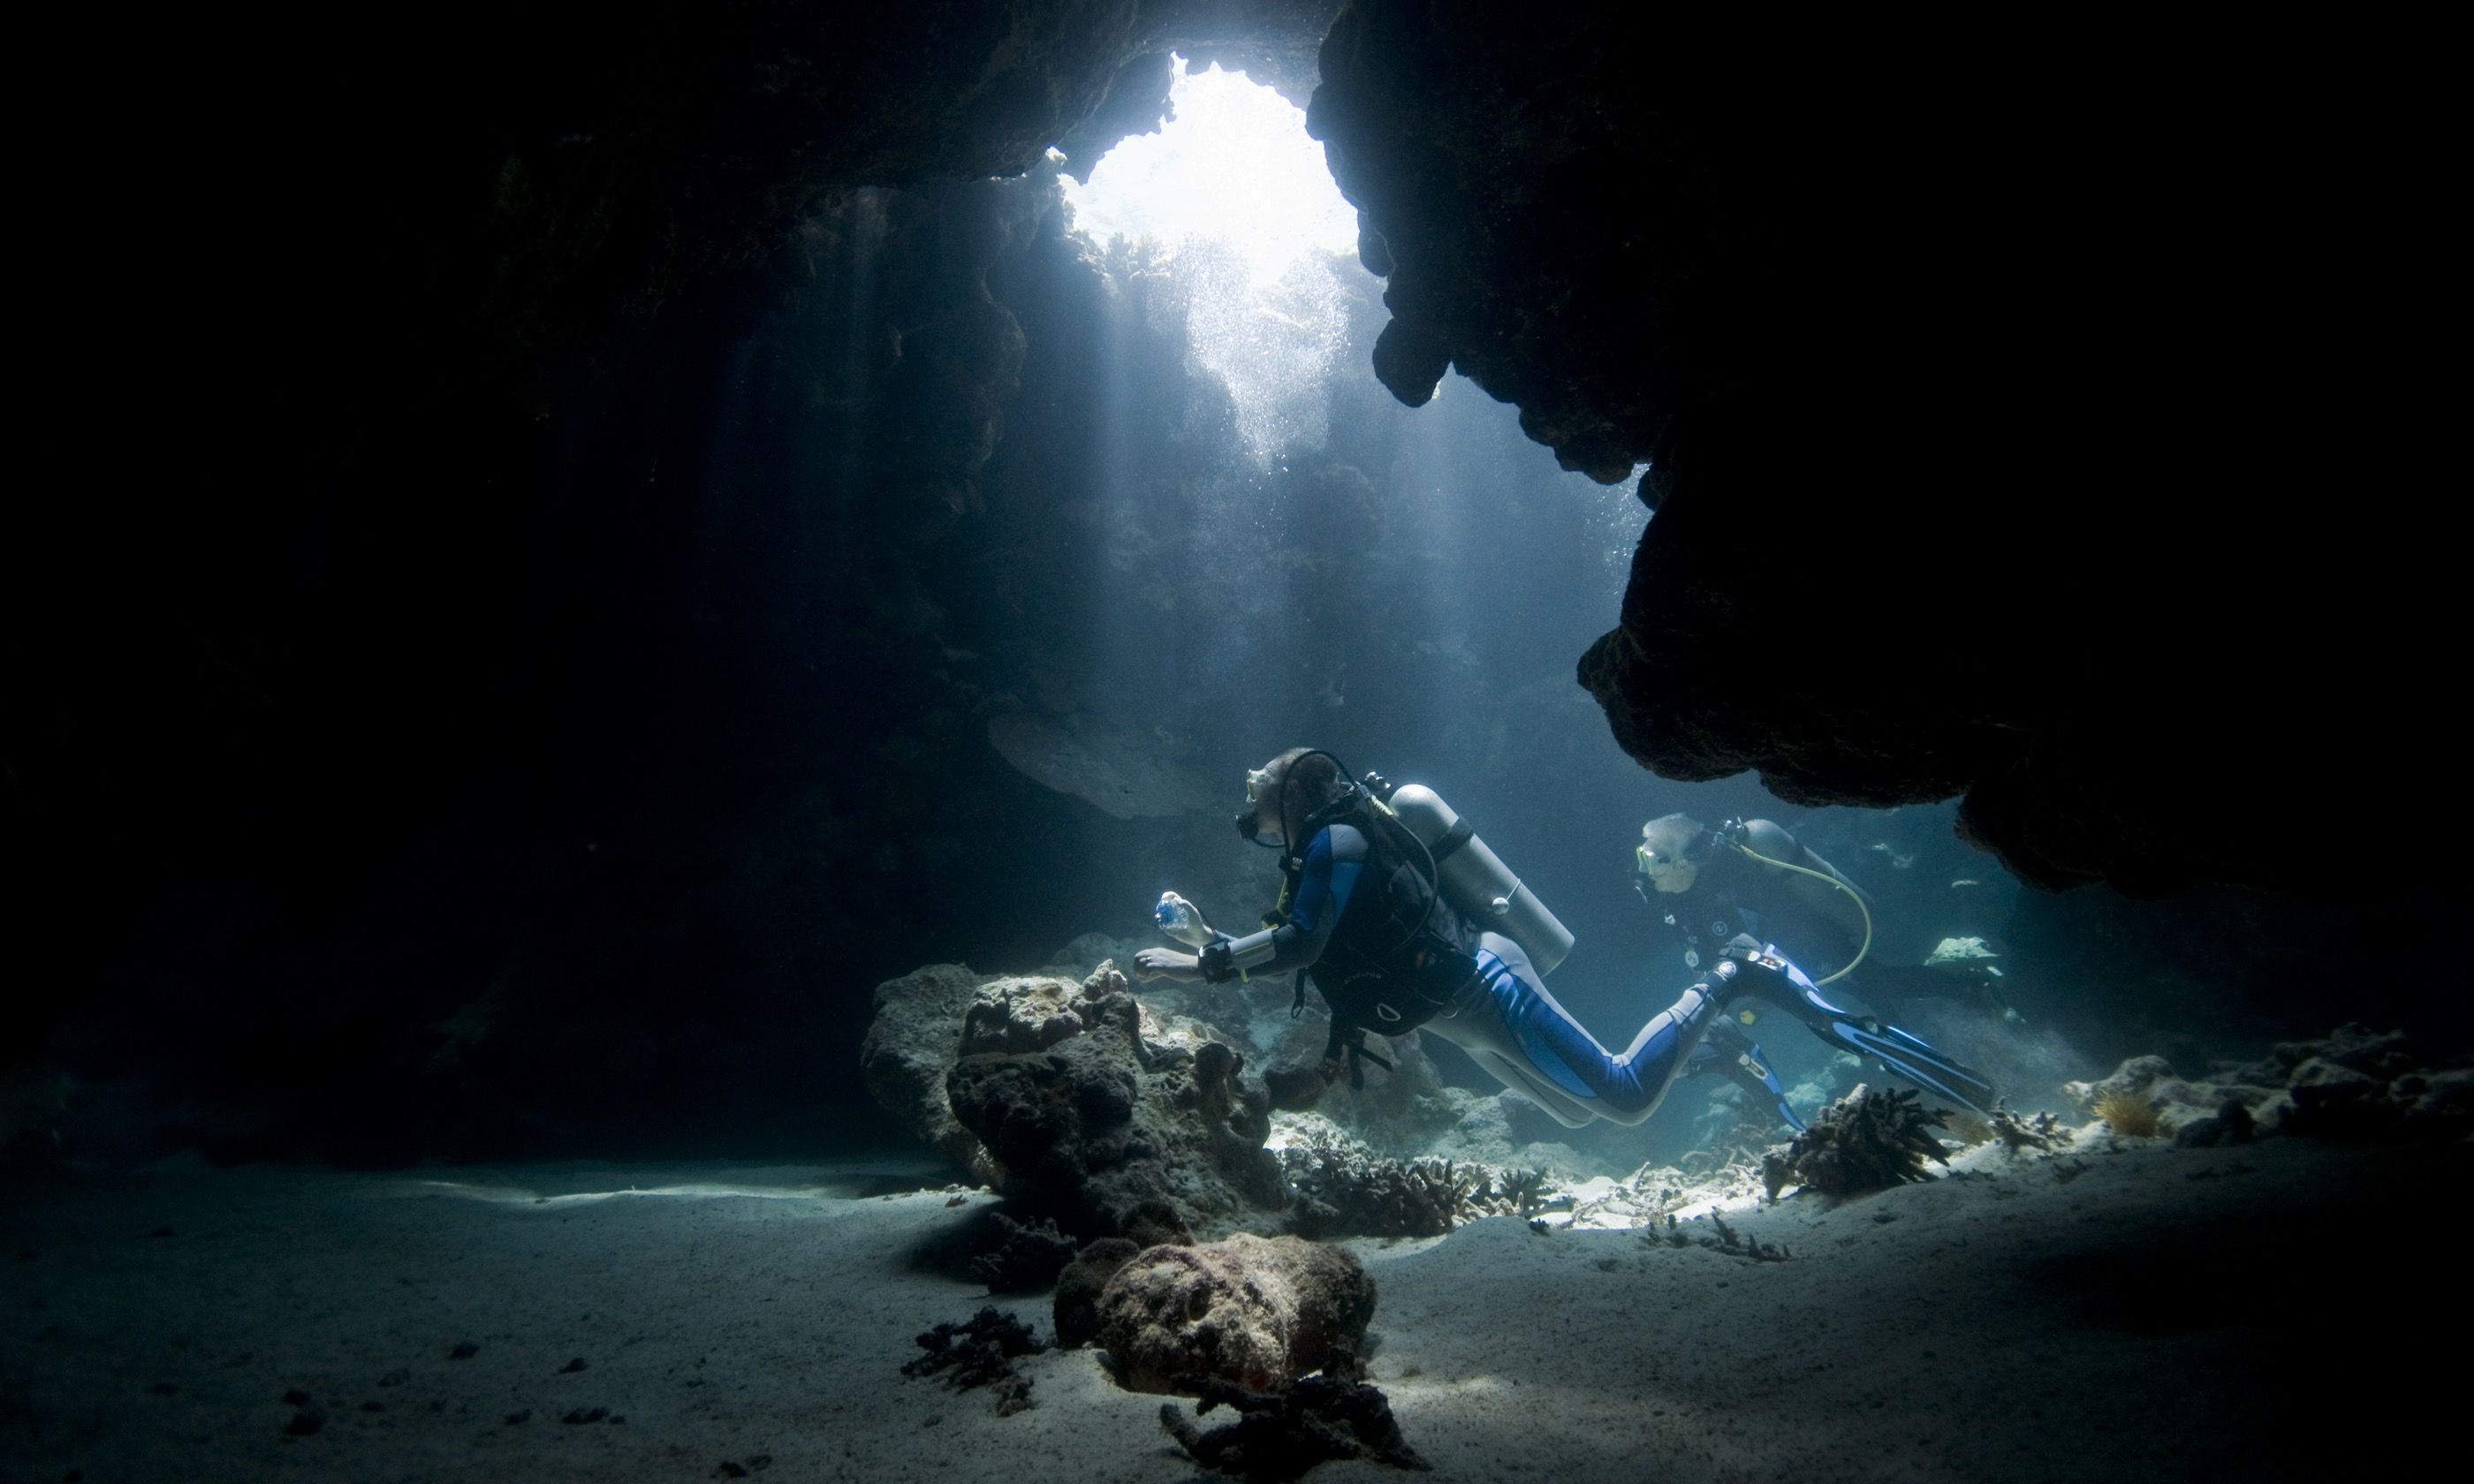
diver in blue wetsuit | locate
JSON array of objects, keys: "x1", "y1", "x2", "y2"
[
  {"x1": 1637, "y1": 813, "x2": 2000, "y2": 1115},
  {"x1": 1131, "y1": 749, "x2": 1983, "y2": 1127}
]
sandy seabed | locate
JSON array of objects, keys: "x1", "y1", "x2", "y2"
[{"x1": 3, "y1": 1136, "x2": 2463, "y2": 1484}]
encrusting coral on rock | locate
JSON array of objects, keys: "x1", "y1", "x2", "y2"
[
  {"x1": 1092, "y1": 1234, "x2": 1377, "y2": 1397},
  {"x1": 1762, "y1": 1086, "x2": 1950, "y2": 1201},
  {"x1": 1160, "y1": 1348, "x2": 1430, "y2": 1482}
]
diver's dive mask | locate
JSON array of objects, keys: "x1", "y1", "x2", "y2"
[{"x1": 1236, "y1": 766, "x2": 1277, "y2": 843}]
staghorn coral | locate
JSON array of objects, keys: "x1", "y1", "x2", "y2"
[
  {"x1": 1700, "y1": 1213, "x2": 1790, "y2": 1263},
  {"x1": 1761, "y1": 1086, "x2": 1950, "y2": 1200},
  {"x1": 1160, "y1": 1348, "x2": 1430, "y2": 1482},
  {"x1": 1273, "y1": 1114, "x2": 1538, "y2": 1237}
]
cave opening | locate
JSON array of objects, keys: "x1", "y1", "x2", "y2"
[{"x1": 1061, "y1": 56, "x2": 1361, "y2": 463}]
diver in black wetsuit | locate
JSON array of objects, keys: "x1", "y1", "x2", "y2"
[
  {"x1": 1134, "y1": 750, "x2": 1993, "y2": 1127},
  {"x1": 1637, "y1": 812, "x2": 2000, "y2": 1113}
]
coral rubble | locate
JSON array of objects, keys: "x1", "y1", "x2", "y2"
[
  {"x1": 1092, "y1": 1234, "x2": 1377, "y2": 1397},
  {"x1": 901, "y1": 1307, "x2": 1047, "y2": 1416},
  {"x1": 1160, "y1": 1350, "x2": 1430, "y2": 1482},
  {"x1": 1761, "y1": 1086, "x2": 1950, "y2": 1200}
]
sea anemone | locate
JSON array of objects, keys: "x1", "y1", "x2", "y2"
[{"x1": 2093, "y1": 1089, "x2": 2161, "y2": 1138}]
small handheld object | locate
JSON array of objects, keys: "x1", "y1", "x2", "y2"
[{"x1": 1155, "y1": 891, "x2": 1217, "y2": 948}]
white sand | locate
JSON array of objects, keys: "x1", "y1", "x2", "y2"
[{"x1": 3, "y1": 1137, "x2": 2460, "y2": 1482}]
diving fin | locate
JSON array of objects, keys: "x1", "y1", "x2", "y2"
[
  {"x1": 1715, "y1": 935, "x2": 1996, "y2": 1115},
  {"x1": 1825, "y1": 1018, "x2": 1997, "y2": 1115}
]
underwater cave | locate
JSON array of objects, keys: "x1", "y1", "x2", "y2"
[{"x1": 2, "y1": 4, "x2": 2461, "y2": 1480}]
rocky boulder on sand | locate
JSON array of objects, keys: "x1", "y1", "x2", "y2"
[
  {"x1": 866, "y1": 961, "x2": 1287, "y2": 1240},
  {"x1": 1092, "y1": 1233, "x2": 1378, "y2": 1397}
]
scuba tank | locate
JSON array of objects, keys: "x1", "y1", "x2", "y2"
[{"x1": 1381, "y1": 784, "x2": 1575, "y2": 974}]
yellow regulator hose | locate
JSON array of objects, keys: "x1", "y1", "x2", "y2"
[{"x1": 1729, "y1": 842, "x2": 1873, "y2": 985}]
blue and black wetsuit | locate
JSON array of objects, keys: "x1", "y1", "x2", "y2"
[{"x1": 1247, "y1": 821, "x2": 1734, "y2": 1129}]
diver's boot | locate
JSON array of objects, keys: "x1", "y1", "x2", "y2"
[
  {"x1": 1689, "y1": 1015, "x2": 1805, "y2": 1132},
  {"x1": 1715, "y1": 937, "x2": 1997, "y2": 1115}
]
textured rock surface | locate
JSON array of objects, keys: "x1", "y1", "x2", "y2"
[
  {"x1": 2061, "y1": 1026, "x2": 2474, "y2": 1144},
  {"x1": 1093, "y1": 1233, "x2": 1377, "y2": 1395},
  {"x1": 941, "y1": 964, "x2": 1286, "y2": 1239},
  {"x1": 1053, "y1": 1238, "x2": 1143, "y2": 1349}
]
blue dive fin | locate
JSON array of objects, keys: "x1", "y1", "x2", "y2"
[{"x1": 1826, "y1": 1018, "x2": 1997, "y2": 1114}]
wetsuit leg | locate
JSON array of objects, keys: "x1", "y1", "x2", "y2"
[
  {"x1": 1423, "y1": 933, "x2": 1723, "y2": 1128},
  {"x1": 1690, "y1": 1017, "x2": 1805, "y2": 1132}
]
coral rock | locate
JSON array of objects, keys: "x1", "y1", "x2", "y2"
[
  {"x1": 1094, "y1": 1234, "x2": 1377, "y2": 1397},
  {"x1": 940, "y1": 965, "x2": 1285, "y2": 1239},
  {"x1": 1053, "y1": 1238, "x2": 1142, "y2": 1349}
]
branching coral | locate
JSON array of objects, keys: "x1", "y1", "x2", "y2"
[
  {"x1": 1275, "y1": 1117, "x2": 1539, "y2": 1237},
  {"x1": 1700, "y1": 1213, "x2": 1790, "y2": 1262},
  {"x1": 1761, "y1": 1086, "x2": 1950, "y2": 1200},
  {"x1": 1989, "y1": 1106, "x2": 2073, "y2": 1155}
]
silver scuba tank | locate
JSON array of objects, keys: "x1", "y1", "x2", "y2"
[{"x1": 1382, "y1": 784, "x2": 1575, "y2": 974}]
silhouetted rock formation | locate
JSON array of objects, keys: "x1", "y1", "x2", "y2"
[{"x1": 1309, "y1": 5, "x2": 2447, "y2": 899}]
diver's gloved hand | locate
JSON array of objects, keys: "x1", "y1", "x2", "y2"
[
  {"x1": 1718, "y1": 934, "x2": 1793, "y2": 980},
  {"x1": 1134, "y1": 947, "x2": 1202, "y2": 982}
]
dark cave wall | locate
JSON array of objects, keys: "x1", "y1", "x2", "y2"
[
  {"x1": 1308, "y1": 4, "x2": 2455, "y2": 899},
  {"x1": 8, "y1": 3, "x2": 1343, "y2": 1162}
]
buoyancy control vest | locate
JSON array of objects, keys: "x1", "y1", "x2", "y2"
[{"x1": 1270, "y1": 791, "x2": 1480, "y2": 1073}]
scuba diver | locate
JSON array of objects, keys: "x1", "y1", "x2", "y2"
[
  {"x1": 1134, "y1": 749, "x2": 1993, "y2": 1129},
  {"x1": 1635, "y1": 812, "x2": 2000, "y2": 1111}
]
